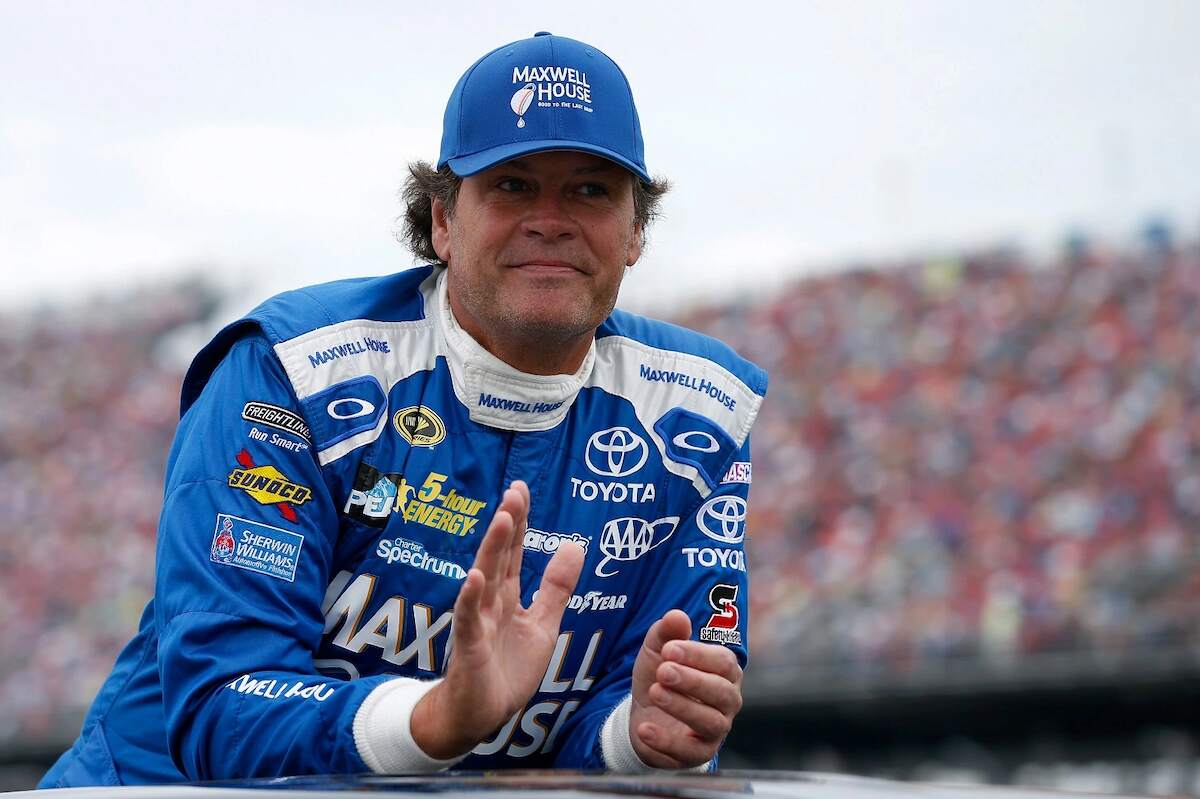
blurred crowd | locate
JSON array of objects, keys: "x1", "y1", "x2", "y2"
[
  {"x1": 0, "y1": 281, "x2": 217, "y2": 746},
  {"x1": 678, "y1": 231, "x2": 1200, "y2": 676},
  {"x1": 2, "y1": 234, "x2": 1199, "y2": 747}
]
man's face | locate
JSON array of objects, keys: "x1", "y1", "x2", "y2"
[{"x1": 432, "y1": 150, "x2": 643, "y2": 361}]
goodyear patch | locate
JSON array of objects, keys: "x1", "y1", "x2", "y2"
[{"x1": 211, "y1": 513, "x2": 304, "y2": 582}]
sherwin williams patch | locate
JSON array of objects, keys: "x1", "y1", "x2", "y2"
[{"x1": 211, "y1": 513, "x2": 304, "y2": 582}]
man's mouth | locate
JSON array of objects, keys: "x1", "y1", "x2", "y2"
[{"x1": 510, "y1": 260, "x2": 585, "y2": 275}]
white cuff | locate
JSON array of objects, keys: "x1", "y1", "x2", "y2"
[
  {"x1": 353, "y1": 677, "x2": 465, "y2": 774},
  {"x1": 599, "y1": 694, "x2": 713, "y2": 774}
]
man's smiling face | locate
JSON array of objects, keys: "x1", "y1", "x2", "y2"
[{"x1": 432, "y1": 150, "x2": 643, "y2": 373}]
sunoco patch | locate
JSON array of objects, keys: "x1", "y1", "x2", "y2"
[{"x1": 211, "y1": 513, "x2": 304, "y2": 582}]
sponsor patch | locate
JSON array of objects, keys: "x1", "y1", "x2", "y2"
[
  {"x1": 699, "y1": 583, "x2": 742, "y2": 646},
  {"x1": 302, "y1": 376, "x2": 387, "y2": 449},
  {"x1": 639, "y1": 364, "x2": 736, "y2": 411},
  {"x1": 393, "y1": 406, "x2": 447, "y2": 447},
  {"x1": 375, "y1": 537, "x2": 466, "y2": 580},
  {"x1": 211, "y1": 513, "x2": 304, "y2": 582},
  {"x1": 655, "y1": 408, "x2": 738, "y2": 490},
  {"x1": 585, "y1": 426, "x2": 649, "y2": 478},
  {"x1": 721, "y1": 461, "x2": 752, "y2": 484},
  {"x1": 226, "y1": 674, "x2": 332, "y2": 702},
  {"x1": 510, "y1": 64, "x2": 594, "y2": 130},
  {"x1": 682, "y1": 546, "x2": 746, "y2": 572},
  {"x1": 696, "y1": 495, "x2": 747, "y2": 544},
  {"x1": 595, "y1": 516, "x2": 679, "y2": 578},
  {"x1": 344, "y1": 464, "x2": 415, "y2": 528},
  {"x1": 247, "y1": 426, "x2": 310, "y2": 453},
  {"x1": 401, "y1": 471, "x2": 487, "y2": 537},
  {"x1": 227, "y1": 449, "x2": 312, "y2": 523},
  {"x1": 241, "y1": 401, "x2": 312, "y2": 443},
  {"x1": 564, "y1": 591, "x2": 627, "y2": 614},
  {"x1": 524, "y1": 528, "x2": 590, "y2": 555},
  {"x1": 532, "y1": 589, "x2": 628, "y2": 614},
  {"x1": 478, "y1": 393, "x2": 564, "y2": 415},
  {"x1": 307, "y1": 335, "x2": 391, "y2": 368},
  {"x1": 569, "y1": 478, "x2": 655, "y2": 503}
]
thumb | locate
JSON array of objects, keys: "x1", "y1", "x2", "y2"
[
  {"x1": 644, "y1": 609, "x2": 692, "y2": 655},
  {"x1": 633, "y1": 609, "x2": 692, "y2": 697}
]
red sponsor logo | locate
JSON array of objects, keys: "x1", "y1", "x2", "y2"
[{"x1": 699, "y1": 583, "x2": 742, "y2": 646}]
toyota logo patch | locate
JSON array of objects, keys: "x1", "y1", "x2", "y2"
[
  {"x1": 585, "y1": 426, "x2": 649, "y2": 478},
  {"x1": 696, "y1": 495, "x2": 747, "y2": 544}
]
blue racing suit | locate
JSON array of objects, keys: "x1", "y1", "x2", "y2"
[{"x1": 41, "y1": 265, "x2": 766, "y2": 786}]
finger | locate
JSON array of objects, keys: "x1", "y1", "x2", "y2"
[
  {"x1": 472, "y1": 506, "x2": 510, "y2": 576},
  {"x1": 661, "y1": 639, "x2": 743, "y2": 685},
  {"x1": 635, "y1": 721, "x2": 716, "y2": 770},
  {"x1": 505, "y1": 482, "x2": 530, "y2": 584},
  {"x1": 509, "y1": 480, "x2": 531, "y2": 535},
  {"x1": 493, "y1": 486, "x2": 524, "y2": 570},
  {"x1": 647, "y1": 681, "x2": 733, "y2": 742},
  {"x1": 451, "y1": 568, "x2": 486, "y2": 645},
  {"x1": 476, "y1": 488, "x2": 523, "y2": 606},
  {"x1": 528, "y1": 541, "x2": 584, "y2": 628},
  {"x1": 641, "y1": 609, "x2": 692, "y2": 659},
  {"x1": 633, "y1": 722, "x2": 686, "y2": 769},
  {"x1": 492, "y1": 486, "x2": 530, "y2": 610},
  {"x1": 656, "y1": 661, "x2": 743, "y2": 717}
]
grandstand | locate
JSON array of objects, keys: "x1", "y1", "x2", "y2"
[{"x1": 1, "y1": 236, "x2": 1197, "y2": 794}]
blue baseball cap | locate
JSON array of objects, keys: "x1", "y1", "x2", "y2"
[{"x1": 437, "y1": 32, "x2": 651, "y2": 183}]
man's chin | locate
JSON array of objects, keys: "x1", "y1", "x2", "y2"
[
  {"x1": 509, "y1": 310, "x2": 598, "y2": 342},
  {"x1": 495, "y1": 296, "x2": 607, "y2": 341}
]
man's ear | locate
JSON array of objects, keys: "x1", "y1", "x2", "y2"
[
  {"x1": 625, "y1": 224, "x2": 644, "y2": 267},
  {"x1": 431, "y1": 197, "x2": 452, "y2": 262}
]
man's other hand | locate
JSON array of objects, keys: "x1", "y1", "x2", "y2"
[
  {"x1": 411, "y1": 480, "x2": 584, "y2": 759},
  {"x1": 629, "y1": 609, "x2": 744, "y2": 769}
]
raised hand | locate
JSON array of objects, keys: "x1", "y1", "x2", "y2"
[
  {"x1": 628, "y1": 609, "x2": 744, "y2": 769},
  {"x1": 411, "y1": 480, "x2": 585, "y2": 759}
]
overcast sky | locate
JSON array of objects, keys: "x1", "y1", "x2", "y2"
[{"x1": 2, "y1": 1, "x2": 1198, "y2": 315}]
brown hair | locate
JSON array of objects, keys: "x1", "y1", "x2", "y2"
[{"x1": 399, "y1": 161, "x2": 671, "y2": 264}]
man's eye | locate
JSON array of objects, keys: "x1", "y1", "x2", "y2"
[
  {"x1": 496, "y1": 178, "x2": 529, "y2": 192},
  {"x1": 578, "y1": 183, "x2": 610, "y2": 198}
]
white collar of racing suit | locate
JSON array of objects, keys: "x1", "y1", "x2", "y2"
[{"x1": 433, "y1": 266, "x2": 596, "y2": 432}]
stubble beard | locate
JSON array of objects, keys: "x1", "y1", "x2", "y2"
[{"x1": 450, "y1": 267, "x2": 624, "y2": 354}]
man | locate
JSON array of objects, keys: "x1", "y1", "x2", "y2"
[{"x1": 41, "y1": 32, "x2": 766, "y2": 786}]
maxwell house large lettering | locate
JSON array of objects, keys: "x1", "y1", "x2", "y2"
[{"x1": 321, "y1": 571, "x2": 603, "y2": 759}]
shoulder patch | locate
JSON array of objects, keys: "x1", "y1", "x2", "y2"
[
  {"x1": 211, "y1": 513, "x2": 304, "y2": 582},
  {"x1": 654, "y1": 408, "x2": 738, "y2": 491}
]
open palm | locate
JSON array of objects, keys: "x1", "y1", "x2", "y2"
[{"x1": 413, "y1": 481, "x2": 584, "y2": 757}]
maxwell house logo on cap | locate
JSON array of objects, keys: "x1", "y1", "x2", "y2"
[
  {"x1": 510, "y1": 65, "x2": 593, "y2": 127},
  {"x1": 438, "y1": 32, "x2": 651, "y2": 184}
]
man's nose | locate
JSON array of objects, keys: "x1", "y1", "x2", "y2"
[{"x1": 521, "y1": 192, "x2": 576, "y2": 240}]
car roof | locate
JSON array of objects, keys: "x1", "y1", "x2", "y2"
[{"x1": 15, "y1": 770, "x2": 1155, "y2": 799}]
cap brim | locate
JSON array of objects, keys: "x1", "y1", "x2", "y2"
[{"x1": 446, "y1": 139, "x2": 652, "y2": 184}]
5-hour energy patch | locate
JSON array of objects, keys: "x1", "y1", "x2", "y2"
[{"x1": 401, "y1": 471, "x2": 487, "y2": 537}]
